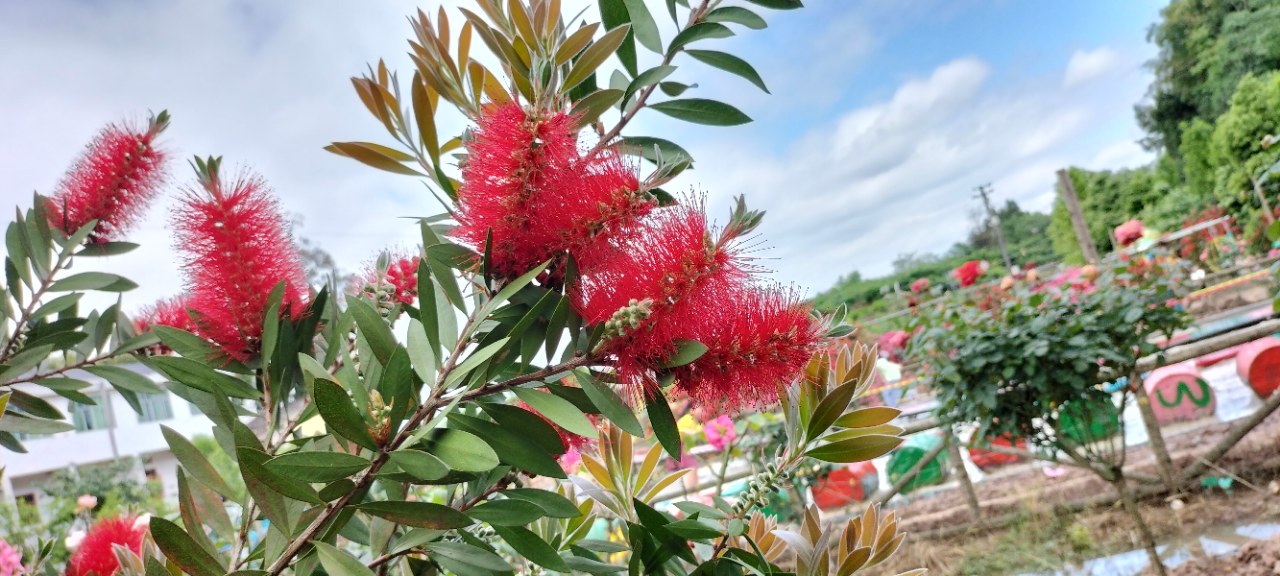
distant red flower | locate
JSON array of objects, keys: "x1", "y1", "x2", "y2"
[
  {"x1": 667, "y1": 287, "x2": 821, "y2": 412},
  {"x1": 133, "y1": 297, "x2": 195, "y2": 355},
  {"x1": 64, "y1": 516, "x2": 145, "y2": 576},
  {"x1": 877, "y1": 330, "x2": 910, "y2": 362},
  {"x1": 909, "y1": 278, "x2": 930, "y2": 293},
  {"x1": 353, "y1": 253, "x2": 421, "y2": 306},
  {"x1": 952, "y1": 260, "x2": 988, "y2": 288},
  {"x1": 173, "y1": 164, "x2": 308, "y2": 361},
  {"x1": 46, "y1": 112, "x2": 170, "y2": 243},
  {"x1": 1114, "y1": 219, "x2": 1144, "y2": 247},
  {"x1": 452, "y1": 104, "x2": 580, "y2": 279}
]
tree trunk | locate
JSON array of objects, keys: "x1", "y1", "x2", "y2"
[
  {"x1": 947, "y1": 429, "x2": 982, "y2": 522},
  {"x1": 1113, "y1": 474, "x2": 1166, "y2": 576},
  {"x1": 1130, "y1": 372, "x2": 1178, "y2": 492}
]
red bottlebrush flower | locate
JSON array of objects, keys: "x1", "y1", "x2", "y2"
[
  {"x1": 526, "y1": 152, "x2": 652, "y2": 265},
  {"x1": 951, "y1": 260, "x2": 988, "y2": 288},
  {"x1": 516, "y1": 401, "x2": 597, "y2": 456},
  {"x1": 667, "y1": 287, "x2": 821, "y2": 413},
  {"x1": 570, "y1": 203, "x2": 751, "y2": 392},
  {"x1": 352, "y1": 252, "x2": 421, "y2": 306},
  {"x1": 173, "y1": 162, "x2": 308, "y2": 361},
  {"x1": 64, "y1": 516, "x2": 145, "y2": 576},
  {"x1": 133, "y1": 296, "x2": 195, "y2": 335},
  {"x1": 452, "y1": 104, "x2": 580, "y2": 279},
  {"x1": 46, "y1": 112, "x2": 170, "y2": 244},
  {"x1": 1114, "y1": 219, "x2": 1144, "y2": 247},
  {"x1": 909, "y1": 278, "x2": 930, "y2": 294}
]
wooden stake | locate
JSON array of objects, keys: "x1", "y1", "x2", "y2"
[{"x1": 1056, "y1": 168, "x2": 1100, "y2": 263}]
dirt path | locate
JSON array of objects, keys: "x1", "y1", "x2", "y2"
[{"x1": 866, "y1": 412, "x2": 1280, "y2": 574}]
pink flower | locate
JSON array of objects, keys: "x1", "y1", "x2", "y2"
[
  {"x1": 703, "y1": 416, "x2": 735, "y2": 452},
  {"x1": 75, "y1": 495, "x2": 98, "y2": 512},
  {"x1": 877, "y1": 330, "x2": 911, "y2": 362},
  {"x1": 0, "y1": 540, "x2": 23, "y2": 576},
  {"x1": 559, "y1": 448, "x2": 583, "y2": 475},
  {"x1": 909, "y1": 278, "x2": 930, "y2": 294},
  {"x1": 1114, "y1": 219, "x2": 1144, "y2": 247}
]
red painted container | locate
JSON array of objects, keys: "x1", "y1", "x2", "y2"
[
  {"x1": 811, "y1": 462, "x2": 878, "y2": 510},
  {"x1": 969, "y1": 434, "x2": 1025, "y2": 470},
  {"x1": 1235, "y1": 336, "x2": 1280, "y2": 399},
  {"x1": 1145, "y1": 362, "x2": 1216, "y2": 424}
]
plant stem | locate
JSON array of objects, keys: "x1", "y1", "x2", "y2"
[
  {"x1": 1113, "y1": 474, "x2": 1166, "y2": 576},
  {"x1": 584, "y1": 0, "x2": 713, "y2": 161}
]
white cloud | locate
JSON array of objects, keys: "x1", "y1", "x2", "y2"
[
  {"x1": 1089, "y1": 139, "x2": 1154, "y2": 170},
  {"x1": 1063, "y1": 46, "x2": 1121, "y2": 88},
  {"x1": 679, "y1": 51, "x2": 1152, "y2": 291}
]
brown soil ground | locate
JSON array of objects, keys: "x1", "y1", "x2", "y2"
[
  {"x1": 865, "y1": 411, "x2": 1280, "y2": 575},
  {"x1": 1157, "y1": 533, "x2": 1280, "y2": 575}
]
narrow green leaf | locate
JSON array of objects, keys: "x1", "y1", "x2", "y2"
[
  {"x1": 574, "y1": 368, "x2": 642, "y2": 436},
  {"x1": 421, "y1": 428, "x2": 500, "y2": 473},
  {"x1": 620, "y1": 0, "x2": 661, "y2": 53},
  {"x1": 668, "y1": 22, "x2": 733, "y2": 53},
  {"x1": 161, "y1": 425, "x2": 236, "y2": 500},
  {"x1": 493, "y1": 525, "x2": 570, "y2": 571},
  {"x1": 443, "y1": 338, "x2": 510, "y2": 387},
  {"x1": 743, "y1": 0, "x2": 803, "y2": 9},
  {"x1": 513, "y1": 388, "x2": 597, "y2": 437},
  {"x1": 625, "y1": 65, "x2": 677, "y2": 105},
  {"x1": 84, "y1": 365, "x2": 162, "y2": 394},
  {"x1": 661, "y1": 339, "x2": 707, "y2": 368},
  {"x1": 265, "y1": 451, "x2": 371, "y2": 483},
  {"x1": 313, "y1": 541, "x2": 376, "y2": 576},
  {"x1": 448, "y1": 413, "x2": 565, "y2": 478},
  {"x1": 704, "y1": 6, "x2": 767, "y2": 29},
  {"x1": 645, "y1": 389, "x2": 682, "y2": 459},
  {"x1": 833, "y1": 406, "x2": 902, "y2": 429},
  {"x1": 48, "y1": 272, "x2": 137, "y2": 292},
  {"x1": 571, "y1": 89, "x2": 625, "y2": 128},
  {"x1": 326, "y1": 142, "x2": 423, "y2": 176},
  {"x1": 502, "y1": 488, "x2": 583, "y2": 519},
  {"x1": 649, "y1": 98, "x2": 751, "y2": 126},
  {"x1": 347, "y1": 297, "x2": 396, "y2": 365},
  {"x1": 685, "y1": 49, "x2": 769, "y2": 93},
  {"x1": 355, "y1": 501, "x2": 475, "y2": 529},
  {"x1": 150, "y1": 517, "x2": 225, "y2": 576},
  {"x1": 804, "y1": 434, "x2": 903, "y2": 463},
  {"x1": 144, "y1": 357, "x2": 257, "y2": 399},
  {"x1": 313, "y1": 378, "x2": 379, "y2": 451},
  {"x1": 388, "y1": 449, "x2": 449, "y2": 481},
  {"x1": 407, "y1": 318, "x2": 438, "y2": 384},
  {"x1": 427, "y1": 541, "x2": 514, "y2": 572},
  {"x1": 237, "y1": 447, "x2": 324, "y2": 505},
  {"x1": 467, "y1": 498, "x2": 544, "y2": 526},
  {"x1": 564, "y1": 24, "x2": 632, "y2": 91}
]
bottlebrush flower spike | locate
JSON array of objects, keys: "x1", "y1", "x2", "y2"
[
  {"x1": 64, "y1": 516, "x2": 145, "y2": 576},
  {"x1": 173, "y1": 157, "x2": 309, "y2": 361},
  {"x1": 46, "y1": 111, "x2": 170, "y2": 244},
  {"x1": 452, "y1": 103, "x2": 579, "y2": 279},
  {"x1": 133, "y1": 296, "x2": 195, "y2": 335},
  {"x1": 668, "y1": 286, "x2": 821, "y2": 413}
]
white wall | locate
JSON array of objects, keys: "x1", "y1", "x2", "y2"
[{"x1": 0, "y1": 363, "x2": 219, "y2": 507}]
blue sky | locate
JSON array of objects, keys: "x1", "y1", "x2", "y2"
[{"x1": 0, "y1": 0, "x2": 1170, "y2": 308}]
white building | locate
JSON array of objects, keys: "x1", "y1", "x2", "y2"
[{"x1": 0, "y1": 363, "x2": 217, "y2": 517}]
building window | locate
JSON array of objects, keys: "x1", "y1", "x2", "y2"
[
  {"x1": 138, "y1": 393, "x2": 173, "y2": 423},
  {"x1": 70, "y1": 397, "x2": 109, "y2": 432}
]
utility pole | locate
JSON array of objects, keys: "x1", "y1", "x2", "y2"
[
  {"x1": 974, "y1": 183, "x2": 1013, "y2": 271},
  {"x1": 1056, "y1": 169, "x2": 1101, "y2": 264}
]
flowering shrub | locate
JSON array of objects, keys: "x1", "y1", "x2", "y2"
[
  {"x1": 0, "y1": 1, "x2": 920, "y2": 575},
  {"x1": 950, "y1": 259, "x2": 988, "y2": 287},
  {"x1": 1113, "y1": 218, "x2": 1144, "y2": 247}
]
